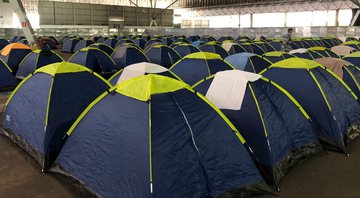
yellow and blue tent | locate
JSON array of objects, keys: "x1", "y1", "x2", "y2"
[
  {"x1": 52, "y1": 74, "x2": 269, "y2": 198},
  {"x1": 260, "y1": 58, "x2": 360, "y2": 153},
  {"x1": 193, "y1": 70, "x2": 320, "y2": 188},
  {"x1": 1, "y1": 62, "x2": 111, "y2": 171}
]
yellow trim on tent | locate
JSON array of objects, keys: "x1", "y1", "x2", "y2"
[
  {"x1": 35, "y1": 62, "x2": 91, "y2": 76},
  {"x1": 108, "y1": 68, "x2": 124, "y2": 83},
  {"x1": 344, "y1": 66, "x2": 360, "y2": 91},
  {"x1": 44, "y1": 78, "x2": 55, "y2": 126},
  {"x1": 264, "y1": 58, "x2": 321, "y2": 71},
  {"x1": 309, "y1": 71, "x2": 332, "y2": 111},
  {"x1": 195, "y1": 92, "x2": 246, "y2": 144},
  {"x1": 248, "y1": 84, "x2": 268, "y2": 137},
  {"x1": 323, "y1": 66, "x2": 359, "y2": 100},
  {"x1": 67, "y1": 89, "x2": 113, "y2": 136},
  {"x1": 343, "y1": 51, "x2": 360, "y2": 58},
  {"x1": 308, "y1": 46, "x2": 327, "y2": 51},
  {"x1": 4, "y1": 74, "x2": 32, "y2": 107},
  {"x1": 342, "y1": 40, "x2": 360, "y2": 45},
  {"x1": 261, "y1": 77, "x2": 311, "y2": 119},
  {"x1": 115, "y1": 74, "x2": 189, "y2": 101},
  {"x1": 182, "y1": 52, "x2": 222, "y2": 60}
]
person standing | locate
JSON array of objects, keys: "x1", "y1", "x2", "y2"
[{"x1": 282, "y1": 28, "x2": 294, "y2": 52}]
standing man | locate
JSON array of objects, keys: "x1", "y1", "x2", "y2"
[{"x1": 282, "y1": 28, "x2": 294, "y2": 52}]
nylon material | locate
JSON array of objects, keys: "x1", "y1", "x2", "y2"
[
  {"x1": 169, "y1": 90, "x2": 263, "y2": 196},
  {"x1": 55, "y1": 94, "x2": 150, "y2": 197},
  {"x1": 199, "y1": 44, "x2": 229, "y2": 59},
  {"x1": 225, "y1": 53, "x2": 255, "y2": 71},
  {"x1": 2, "y1": 73, "x2": 52, "y2": 152},
  {"x1": 0, "y1": 60, "x2": 17, "y2": 88},
  {"x1": 313, "y1": 69, "x2": 360, "y2": 137},
  {"x1": 62, "y1": 39, "x2": 79, "y2": 53},
  {"x1": 5, "y1": 49, "x2": 32, "y2": 71},
  {"x1": 115, "y1": 74, "x2": 188, "y2": 101},
  {"x1": 262, "y1": 68, "x2": 342, "y2": 148},
  {"x1": 170, "y1": 59, "x2": 215, "y2": 86},
  {"x1": 173, "y1": 45, "x2": 200, "y2": 58},
  {"x1": 252, "y1": 80, "x2": 318, "y2": 164},
  {"x1": 74, "y1": 40, "x2": 95, "y2": 52},
  {"x1": 43, "y1": 72, "x2": 110, "y2": 169},
  {"x1": 343, "y1": 68, "x2": 360, "y2": 98},
  {"x1": 249, "y1": 56, "x2": 272, "y2": 73},
  {"x1": 343, "y1": 57, "x2": 360, "y2": 68},
  {"x1": 17, "y1": 52, "x2": 63, "y2": 78},
  {"x1": 346, "y1": 66, "x2": 360, "y2": 91},
  {"x1": 89, "y1": 43, "x2": 114, "y2": 56},
  {"x1": 151, "y1": 93, "x2": 209, "y2": 198},
  {"x1": 112, "y1": 46, "x2": 149, "y2": 69},
  {"x1": 145, "y1": 46, "x2": 181, "y2": 68}
]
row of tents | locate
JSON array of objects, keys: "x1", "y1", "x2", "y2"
[{"x1": 0, "y1": 34, "x2": 360, "y2": 197}]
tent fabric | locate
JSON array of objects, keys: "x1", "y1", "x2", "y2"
[
  {"x1": 222, "y1": 43, "x2": 247, "y2": 55},
  {"x1": 111, "y1": 45, "x2": 149, "y2": 69},
  {"x1": 307, "y1": 47, "x2": 340, "y2": 58},
  {"x1": 262, "y1": 51, "x2": 294, "y2": 63},
  {"x1": 224, "y1": 53, "x2": 272, "y2": 73},
  {"x1": 108, "y1": 62, "x2": 174, "y2": 85},
  {"x1": 173, "y1": 44, "x2": 200, "y2": 58},
  {"x1": 51, "y1": 74, "x2": 267, "y2": 198},
  {"x1": 74, "y1": 40, "x2": 95, "y2": 52},
  {"x1": 343, "y1": 52, "x2": 360, "y2": 68},
  {"x1": 68, "y1": 47, "x2": 119, "y2": 73},
  {"x1": 62, "y1": 39, "x2": 80, "y2": 53},
  {"x1": 1, "y1": 62, "x2": 111, "y2": 171},
  {"x1": 114, "y1": 39, "x2": 135, "y2": 48},
  {"x1": 193, "y1": 70, "x2": 320, "y2": 187},
  {"x1": 144, "y1": 39, "x2": 163, "y2": 49},
  {"x1": 331, "y1": 45, "x2": 355, "y2": 56},
  {"x1": 89, "y1": 43, "x2": 114, "y2": 56},
  {"x1": 103, "y1": 38, "x2": 119, "y2": 48},
  {"x1": 132, "y1": 38, "x2": 147, "y2": 49},
  {"x1": 0, "y1": 39, "x2": 10, "y2": 50},
  {"x1": 145, "y1": 45, "x2": 181, "y2": 68},
  {"x1": 170, "y1": 52, "x2": 234, "y2": 86},
  {"x1": 261, "y1": 58, "x2": 360, "y2": 152},
  {"x1": 16, "y1": 50, "x2": 63, "y2": 79},
  {"x1": 342, "y1": 41, "x2": 360, "y2": 51},
  {"x1": 199, "y1": 43, "x2": 229, "y2": 59},
  {"x1": 314, "y1": 57, "x2": 360, "y2": 99},
  {"x1": 0, "y1": 59, "x2": 17, "y2": 89},
  {"x1": 0, "y1": 43, "x2": 32, "y2": 73}
]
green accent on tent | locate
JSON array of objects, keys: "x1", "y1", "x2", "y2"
[
  {"x1": 263, "y1": 51, "x2": 288, "y2": 57},
  {"x1": 183, "y1": 52, "x2": 222, "y2": 60},
  {"x1": 342, "y1": 40, "x2": 360, "y2": 45},
  {"x1": 261, "y1": 77, "x2": 311, "y2": 120},
  {"x1": 248, "y1": 84, "x2": 268, "y2": 137},
  {"x1": 205, "y1": 41, "x2": 218, "y2": 45},
  {"x1": 222, "y1": 40, "x2": 234, "y2": 43},
  {"x1": 308, "y1": 46, "x2": 327, "y2": 51},
  {"x1": 195, "y1": 92, "x2": 246, "y2": 144},
  {"x1": 266, "y1": 58, "x2": 321, "y2": 71},
  {"x1": 4, "y1": 74, "x2": 31, "y2": 107},
  {"x1": 35, "y1": 62, "x2": 91, "y2": 76},
  {"x1": 343, "y1": 51, "x2": 360, "y2": 58},
  {"x1": 115, "y1": 74, "x2": 190, "y2": 101},
  {"x1": 66, "y1": 90, "x2": 112, "y2": 136}
]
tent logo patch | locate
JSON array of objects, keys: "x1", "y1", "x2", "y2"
[{"x1": 6, "y1": 115, "x2": 10, "y2": 122}]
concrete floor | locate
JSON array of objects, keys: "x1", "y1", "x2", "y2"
[{"x1": 1, "y1": 92, "x2": 360, "y2": 197}]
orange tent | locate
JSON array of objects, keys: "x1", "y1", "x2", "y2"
[{"x1": 1, "y1": 43, "x2": 31, "y2": 56}]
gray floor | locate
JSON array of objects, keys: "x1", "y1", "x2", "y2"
[{"x1": 1, "y1": 134, "x2": 360, "y2": 198}]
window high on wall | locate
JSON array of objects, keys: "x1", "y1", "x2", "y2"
[
  {"x1": 338, "y1": 9, "x2": 352, "y2": 26},
  {"x1": 253, "y1": 13, "x2": 285, "y2": 27}
]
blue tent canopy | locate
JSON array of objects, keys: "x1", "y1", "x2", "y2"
[
  {"x1": 111, "y1": 45, "x2": 149, "y2": 69},
  {"x1": 145, "y1": 45, "x2": 181, "y2": 68}
]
